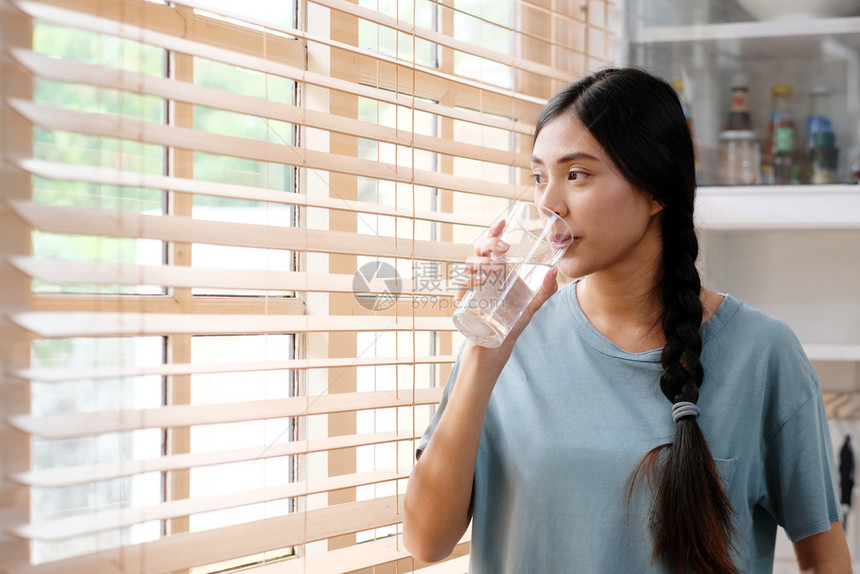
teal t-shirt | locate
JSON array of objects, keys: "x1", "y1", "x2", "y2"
[{"x1": 418, "y1": 282, "x2": 840, "y2": 573}]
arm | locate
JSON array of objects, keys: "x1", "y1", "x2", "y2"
[
  {"x1": 402, "y1": 266, "x2": 559, "y2": 563},
  {"x1": 793, "y1": 521, "x2": 852, "y2": 573},
  {"x1": 401, "y1": 343, "x2": 506, "y2": 563}
]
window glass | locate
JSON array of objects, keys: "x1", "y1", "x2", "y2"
[{"x1": 30, "y1": 337, "x2": 164, "y2": 563}]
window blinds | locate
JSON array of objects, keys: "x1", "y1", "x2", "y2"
[{"x1": 0, "y1": 0, "x2": 618, "y2": 572}]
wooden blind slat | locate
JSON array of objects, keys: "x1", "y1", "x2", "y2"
[
  {"x1": 12, "y1": 100, "x2": 522, "y2": 199},
  {"x1": 10, "y1": 256, "x2": 459, "y2": 298},
  {"x1": 413, "y1": 555, "x2": 470, "y2": 573},
  {"x1": 13, "y1": 354, "x2": 456, "y2": 383},
  {"x1": 11, "y1": 387, "x2": 442, "y2": 438},
  {"x1": 12, "y1": 469, "x2": 408, "y2": 541},
  {"x1": 251, "y1": 534, "x2": 471, "y2": 574},
  {"x1": 17, "y1": 158, "x2": 492, "y2": 228},
  {"x1": 12, "y1": 431, "x2": 419, "y2": 487},
  {"x1": 9, "y1": 200, "x2": 475, "y2": 262},
  {"x1": 12, "y1": 49, "x2": 531, "y2": 168},
  {"x1": 12, "y1": 311, "x2": 455, "y2": 338},
  {"x1": 6, "y1": 496, "x2": 404, "y2": 574}
]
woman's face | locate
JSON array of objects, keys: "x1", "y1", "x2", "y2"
[{"x1": 530, "y1": 112, "x2": 664, "y2": 281}]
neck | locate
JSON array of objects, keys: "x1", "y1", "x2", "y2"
[{"x1": 576, "y1": 256, "x2": 665, "y2": 353}]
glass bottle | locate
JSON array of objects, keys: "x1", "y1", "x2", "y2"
[
  {"x1": 805, "y1": 85, "x2": 833, "y2": 153},
  {"x1": 724, "y1": 73, "x2": 752, "y2": 131},
  {"x1": 764, "y1": 85, "x2": 799, "y2": 185},
  {"x1": 719, "y1": 130, "x2": 761, "y2": 185},
  {"x1": 808, "y1": 131, "x2": 838, "y2": 184}
]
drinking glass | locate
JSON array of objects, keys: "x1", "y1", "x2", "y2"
[{"x1": 452, "y1": 201, "x2": 572, "y2": 348}]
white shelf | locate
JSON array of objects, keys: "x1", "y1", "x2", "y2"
[
  {"x1": 696, "y1": 184, "x2": 860, "y2": 230},
  {"x1": 804, "y1": 343, "x2": 860, "y2": 362},
  {"x1": 630, "y1": 16, "x2": 860, "y2": 58},
  {"x1": 632, "y1": 16, "x2": 860, "y2": 44}
]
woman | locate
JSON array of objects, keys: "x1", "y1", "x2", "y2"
[{"x1": 403, "y1": 68, "x2": 850, "y2": 573}]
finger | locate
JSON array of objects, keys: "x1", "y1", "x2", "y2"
[
  {"x1": 508, "y1": 267, "x2": 559, "y2": 338},
  {"x1": 455, "y1": 219, "x2": 509, "y2": 308},
  {"x1": 527, "y1": 267, "x2": 559, "y2": 315},
  {"x1": 488, "y1": 218, "x2": 506, "y2": 238},
  {"x1": 475, "y1": 236, "x2": 509, "y2": 259},
  {"x1": 453, "y1": 256, "x2": 492, "y2": 303},
  {"x1": 474, "y1": 219, "x2": 508, "y2": 258}
]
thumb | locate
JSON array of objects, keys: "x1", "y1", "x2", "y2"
[
  {"x1": 508, "y1": 267, "x2": 559, "y2": 339},
  {"x1": 528, "y1": 266, "x2": 559, "y2": 315}
]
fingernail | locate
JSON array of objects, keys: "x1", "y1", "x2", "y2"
[{"x1": 496, "y1": 240, "x2": 509, "y2": 249}]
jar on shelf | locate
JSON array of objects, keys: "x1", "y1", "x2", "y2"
[
  {"x1": 805, "y1": 85, "x2": 834, "y2": 153},
  {"x1": 724, "y1": 73, "x2": 753, "y2": 131},
  {"x1": 764, "y1": 84, "x2": 799, "y2": 185},
  {"x1": 808, "y1": 131, "x2": 839, "y2": 184},
  {"x1": 719, "y1": 130, "x2": 762, "y2": 185}
]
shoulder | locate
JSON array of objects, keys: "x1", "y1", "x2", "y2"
[
  {"x1": 703, "y1": 295, "x2": 820, "y2": 432},
  {"x1": 706, "y1": 296, "x2": 814, "y2": 383},
  {"x1": 707, "y1": 294, "x2": 804, "y2": 354}
]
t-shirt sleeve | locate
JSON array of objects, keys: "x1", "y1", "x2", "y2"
[
  {"x1": 759, "y1": 348, "x2": 841, "y2": 542},
  {"x1": 415, "y1": 345, "x2": 464, "y2": 460}
]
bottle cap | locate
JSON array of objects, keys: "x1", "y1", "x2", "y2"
[
  {"x1": 731, "y1": 73, "x2": 749, "y2": 89},
  {"x1": 772, "y1": 84, "x2": 792, "y2": 95},
  {"x1": 812, "y1": 85, "x2": 830, "y2": 95}
]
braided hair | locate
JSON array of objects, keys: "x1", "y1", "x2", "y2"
[{"x1": 535, "y1": 68, "x2": 737, "y2": 574}]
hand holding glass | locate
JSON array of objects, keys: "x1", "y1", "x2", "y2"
[{"x1": 452, "y1": 201, "x2": 572, "y2": 348}]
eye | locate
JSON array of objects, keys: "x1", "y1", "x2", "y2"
[
  {"x1": 531, "y1": 172, "x2": 547, "y2": 186},
  {"x1": 568, "y1": 170, "x2": 586, "y2": 181}
]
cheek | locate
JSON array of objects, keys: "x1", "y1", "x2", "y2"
[
  {"x1": 580, "y1": 193, "x2": 633, "y2": 228},
  {"x1": 597, "y1": 186, "x2": 654, "y2": 227}
]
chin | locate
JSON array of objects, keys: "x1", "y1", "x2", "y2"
[{"x1": 556, "y1": 259, "x2": 586, "y2": 281}]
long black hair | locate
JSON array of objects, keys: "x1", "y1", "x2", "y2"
[{"x1": 535, "y1": 68, "x2": 737, "y2": 574}]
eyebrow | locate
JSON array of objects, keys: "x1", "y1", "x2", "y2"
[{"x1": 530, "y1": 151, "x2": 600, "y2": 165}]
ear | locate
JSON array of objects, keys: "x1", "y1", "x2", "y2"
[{"x1": 648, "y1": 196, "x2": 665, "y2": 217}]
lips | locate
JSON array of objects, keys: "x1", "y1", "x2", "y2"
[{"x1": 550, "y1": 233, "x2": 573, "y2": 250}]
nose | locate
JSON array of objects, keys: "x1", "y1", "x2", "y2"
[{"x1": 535, "y1": 177, "x2": 567, "y2": 218}]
